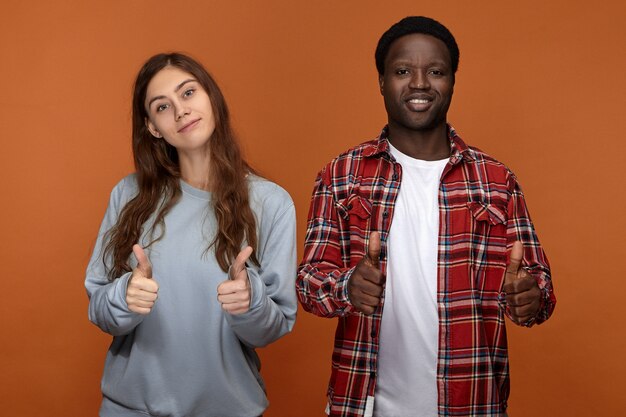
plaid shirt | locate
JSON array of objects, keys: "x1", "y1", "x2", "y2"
[{"x1": 297, "y1": 126, "x2": 555, "y2": 417}]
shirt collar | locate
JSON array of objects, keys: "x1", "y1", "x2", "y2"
[
  {"x1": 362, "y1": 126, "x2": 391, "y2": 158},
  {"x1": 364, "y1": 124, "x2": 475, "y2": 163},
  {"x1": 448, "y1": 125, "x2": 475, "y2": 163}
]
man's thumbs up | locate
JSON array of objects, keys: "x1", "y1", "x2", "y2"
[
  {"x1": 504, "y1": 241, "x2": 523, "y2": 286},
  {"x1": 502, "y1": 241, "x2": 541, "y2": 325},
  {"x1": 366, "y1": 231, "x2": 381, "y2": 269},
  {"x1": 348, "y1": 232, "x2": 386, "y2": 315},
  {"x1": 218, "y1": 246, "x2": 253, "y2": 315},
  {"x1": 126, "y1": 244, "x2": 159, "y2": 315}
]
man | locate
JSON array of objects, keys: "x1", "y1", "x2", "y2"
[{"x1": 296, "y1": 16, "x2": 556, "y2": 417}]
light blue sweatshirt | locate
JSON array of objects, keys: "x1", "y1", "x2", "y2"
[{"x1": 85, "y1": 174, "x2": 297, "y2": 417}]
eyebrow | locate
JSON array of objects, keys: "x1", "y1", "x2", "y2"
[
  {"x1": 390, "y1": 59, "x2": 450, "y2": 67},
  {"x1": 147, "y1": 78, "x2": 197, "y2": 108}
]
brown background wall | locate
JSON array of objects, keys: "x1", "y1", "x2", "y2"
[{"x1": 1, "y1": 1, "x2": 625, "y2": 415}]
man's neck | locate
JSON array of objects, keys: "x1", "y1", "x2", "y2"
[{"x1": 387, "y1": 124, "x2": 450, "y2": 161}]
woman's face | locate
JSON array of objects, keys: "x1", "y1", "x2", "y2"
[{"x1": 144, "y1": 66, "x2": 216, "y2": 155}]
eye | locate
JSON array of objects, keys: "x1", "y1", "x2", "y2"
[
  {"x1": 395, "y1": 68, "x2": 410, "y2": 76},
  {"x1": 156, "y1": 103, "x2": 169, "y2": 112},
  {"x1": 428, "y1": 69, "x2": 445, "y2": 76},
  {"x1": 183, "y1": 88, "x2": 195, "y2": 98}
]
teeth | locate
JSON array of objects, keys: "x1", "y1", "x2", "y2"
[{"x1": 409, "y1": 99, "x2": 429, "y2": 104}]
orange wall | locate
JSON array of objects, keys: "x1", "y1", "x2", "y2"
[{"x1": 1, "y1": 1, "x2": 625, "y2": 415}]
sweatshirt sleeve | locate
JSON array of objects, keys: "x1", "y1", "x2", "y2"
[
  {"x1": 224, "y1": 184, "x2": 298, "y2": 347},
  {"x1": 84, "y1": 176, "x2": 145, "y2": 336}
]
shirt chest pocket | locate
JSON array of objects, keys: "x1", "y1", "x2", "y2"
[
  {"x1": 466, "y1": 201, "x2": 509, "y2": 290},
  {"x1": 336, "y1": 195, "x2": 374, "y2": 266},
  {"x1": 467, "y1": 201, "x2": 508, "y2": 259}
]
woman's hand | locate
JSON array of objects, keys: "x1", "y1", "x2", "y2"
[
  {"x1": 126, "y1": 245, "x2": 159, "y2": 315},
  {"x1": 217, "y1": 246, "x2": 254, "y2": 315}
]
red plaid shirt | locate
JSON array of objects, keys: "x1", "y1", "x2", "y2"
[{"x1": 297, "y1": 126, "x2": 555, "y2": 417}]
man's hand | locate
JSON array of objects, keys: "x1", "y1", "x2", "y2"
[
  {"x1": 503, "y1": 241, "x2": 542, "y2": 324},
  {"x1": 217, "y1": 246, "x2": 254, "y2": 315},
  {"x1": 126, "y1": 244, "x2": 159, "y2": 315},
  {"x1": 348, "y1": 232, "x2": 385, "y2": 315}
]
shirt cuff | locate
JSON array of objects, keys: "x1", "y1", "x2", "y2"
[
  {"x1": 245, "y1": 266, "x2": 266, "y2": 311},
  {"x1": 335, "y1": 267, "x2": 356, "y2": 315}
]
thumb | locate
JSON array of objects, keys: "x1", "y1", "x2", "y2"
[
  {"x1": 230, "y1": 246, "x2": 253, "y2": 280},
  {"x1": 504, "y1": 241, "x2": 523, "y2": 284},
  {"x1": 367, "y1": 231, "x2": 381, "y2": 269},
  {"x1": 133, "y1": 244, "x2": 152, "y2": 279}
]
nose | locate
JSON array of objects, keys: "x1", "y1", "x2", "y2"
[
  {"x1": 409, "y1": 70, "x2": 430, "y2": 90},
  {"x1": 175, "y1": 104, "x2": 190, "y2": 121}
]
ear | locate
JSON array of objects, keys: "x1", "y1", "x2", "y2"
[
  {"x1": 145, "y1": 117, "x2": 161, "y2": 138},
  {"x1": 378, "y1": 74, "x2": 384, "y2": 95}
]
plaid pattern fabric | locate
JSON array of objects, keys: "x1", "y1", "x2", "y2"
[{"x1": 297, "y1": 126, "x2": 555, "y2": 417}]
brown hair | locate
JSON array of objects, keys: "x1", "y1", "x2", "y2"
[{"x1": 103, "y1": 52, "x2": 258, "y2": 279}]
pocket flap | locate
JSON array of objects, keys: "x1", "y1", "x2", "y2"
[
  {"x1": 467, "y1": 202, "x2": 507, "y2": 225},
  {"x1": 337, "y1": 194, "x2": 373, "y2": 220}
]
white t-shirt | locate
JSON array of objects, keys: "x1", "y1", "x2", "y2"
[{"x1": 373, "y1": 143, "x2": 449, "y2": 417}]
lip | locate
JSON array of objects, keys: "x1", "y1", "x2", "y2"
[
  {"x1": 177, "y1": 118, "x2": 201, "y2": 133},
  {"x1": 405, "y1": 93, "x2": 434, "y2": 112}
]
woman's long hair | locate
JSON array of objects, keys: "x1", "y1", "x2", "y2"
[{"x1": 103, "y1": 52, "x2": 258, "y2": 279}]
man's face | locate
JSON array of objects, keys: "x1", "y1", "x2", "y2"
[{"x1": 379, "y1": 33, "x2": 454, "y2": 135}]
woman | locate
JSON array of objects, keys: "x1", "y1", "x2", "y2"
[{"x1": 85, "y1": 53, "x2": 297, "y2": 417}]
